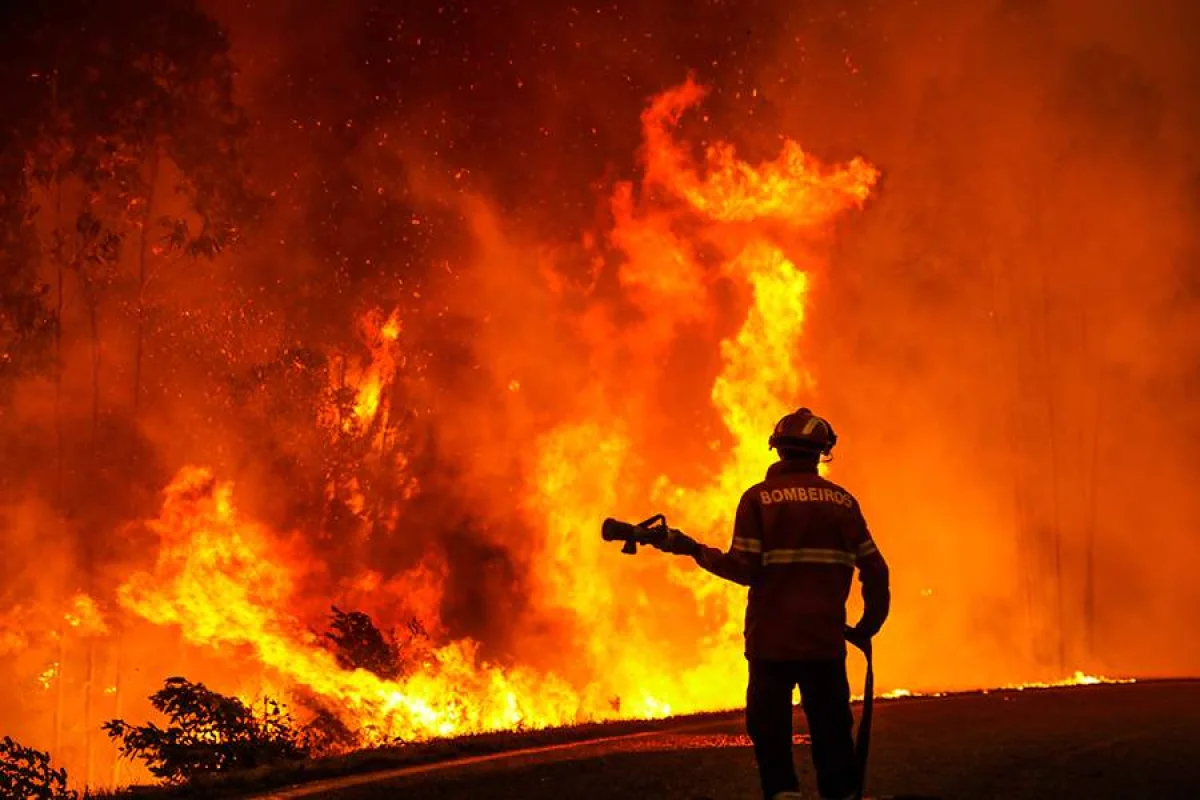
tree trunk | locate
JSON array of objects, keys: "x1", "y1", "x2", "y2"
[
  {"x1": 132, "y1": 150, "x2": 160, "y2": 416},
  {"x1": 54, "y1": 181, "x2": 65, "y2": 506},
  {"x1": 49, "y1": 71, "x2": 66, "y2": 508},
  {"x1": 985, "y1": 246, "x2": 1039, "y2": 658},
  {"x1": 52, "y1": 629, "x2": 65, "y2": 756},
  {"x1": 1037, "y1": 278, "x2": 1066, "y2": 674},
  {"x1": 110, "y1": 642, "x2": 125, "y2": 788},
  {"x1": 1030, "y1": 182, "x2": 1066, "y2": 675},
  {"x1": 88, "y1": 292, "x2": 100, "y2": 454},
  {"x1": 84, "y1": 639, "x2": 96, "y2": 789},
  {"x1": 85, "y1": 283, "x2": 100, "y2": 794},
  {"x1": 1083, "y1": 382, "x2": 1104, "y2": 662},
  {"x1": 1080, "y1": 263, "x2": 1103, "y2": 667}
]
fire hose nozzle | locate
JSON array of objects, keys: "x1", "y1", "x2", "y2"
[
  {"x1": 601, "y1": 518, "x2": 640, "y2": 554},
  {"x1": 600, "y1": 514, "x2": 669, "y2": 554},
  {"x1": 601, "y1": 518, "x2": 639, "y2": 541}
]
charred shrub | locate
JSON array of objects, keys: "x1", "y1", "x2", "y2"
[
  {"x1": 103, "y1": 677, "x2": 309, "y2": 784},
  {"x1": 0, "y1": 737, "x2": 77, "y2": 800},
  {"x1": 323, "y1": 606, "x2": 403, "y2": 679},
  {"x1": 300, "y1": 607, "x2": 425, "y2": 750}
]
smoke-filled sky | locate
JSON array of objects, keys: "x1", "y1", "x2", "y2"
[{"x1": 2, "y1": 0, "x2": 1199, "y2": 789}]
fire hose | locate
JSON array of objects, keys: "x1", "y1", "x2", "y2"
[
  {"x1": 602, "y1": 514, "x2": 876, "y2": 799},
  {"x1": 850, "y1": 636, "x2": 873, "y2": 800}
]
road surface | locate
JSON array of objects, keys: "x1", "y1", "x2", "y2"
[{"x1": 254, "y1": 680, "x2": 1200, "y2": 800}]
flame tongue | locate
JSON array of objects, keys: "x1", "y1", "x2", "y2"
[{"x1": 643, "y1": 78, "x2": 877, "y2": 224}]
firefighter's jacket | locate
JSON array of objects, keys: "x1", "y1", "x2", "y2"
[{"x1": 694, "y1": 459, "x2": 890, "y2": 660}]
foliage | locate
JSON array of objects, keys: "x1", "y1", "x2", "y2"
[
  {"x1": 0, "y1": 123, "x2": 53, "y2": 403},
  {"x1": 0, "y1": 737, "x2": 77, "y2": 800},
  {"x1": 13, "y1": 0, "x2": 262, "y2": 257},
  {"x1": 0, "y1": 270, "x2": 55, "y2": 403},
  {"x1": 323, "y1": 606, "x2": 404, "y2": 680},
  {"x1": 0, "y1": 0, "x2": 264, "y2": 520},
  {"x1": 0, "y1": 1, "x2": 263, "y2": 388},
  {"x1": 103, "y1": 677, "x2": 309, "y2": 785}
]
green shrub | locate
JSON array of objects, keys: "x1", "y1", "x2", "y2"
[{"x1": 103, "y1": 677, "x2": 309, "y2": 784}]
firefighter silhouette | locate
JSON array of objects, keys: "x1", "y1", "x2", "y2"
[{"x1": 655, "y1": 408, "x2": 891, "y2": 800}]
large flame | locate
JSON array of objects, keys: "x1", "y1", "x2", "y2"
[
  {"x1": 118, "y1": 467, "x2": 584, "y2": 740},
  {"x1": 111, "y1": 79, "x2": 880, "y2": 742}
]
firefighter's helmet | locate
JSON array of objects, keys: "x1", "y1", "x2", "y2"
[{"x1": 768, "y1": 407, "x2": 838, "y2": 456}]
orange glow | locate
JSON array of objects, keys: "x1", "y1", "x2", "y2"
[
  {"x1": 10, "y1": 70, "x2": 1159, "y2": 794},
  {"x1": 8, "y1": 1, "x2": 1200, "y2": 792}
]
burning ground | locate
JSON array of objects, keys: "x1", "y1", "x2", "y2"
[{"x1": 1, "y1": 0, "x2": 1199, "y2": 792}]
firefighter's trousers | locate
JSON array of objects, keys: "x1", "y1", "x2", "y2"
[{"x1": 746, "y1": 657, "x2": 858, "y2": 800}]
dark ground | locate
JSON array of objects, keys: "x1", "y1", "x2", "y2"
[{"x1": 250, "y1": 680, "x2": 1200, "y2": 800}]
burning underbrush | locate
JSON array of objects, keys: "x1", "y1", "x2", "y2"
[{"x1": 118, "y1": 466, "x2": 586, "y2": 743}]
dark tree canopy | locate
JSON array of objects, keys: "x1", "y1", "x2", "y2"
[
  {"x1": 0, "y1": 736, "x2": 77, "y2": 800},
  {"x1": 0, "y1": 0, "x2": 261, "y2": 289}
]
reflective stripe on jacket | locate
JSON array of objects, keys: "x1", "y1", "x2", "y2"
[{"x1": 695, "y1": 459, "x2": 890, "y2": 660}]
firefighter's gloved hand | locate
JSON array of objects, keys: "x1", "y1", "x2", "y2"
[
  {"x1": 657, "y1": 528, "x2": 701, "y2": 557},
  {"x1": 843, "y1": 624, "x2": 873, "y2": 650}
]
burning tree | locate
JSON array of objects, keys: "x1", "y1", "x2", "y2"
[{"x1": 296, "y1": 607, "x2": 431, "y2": 752}]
